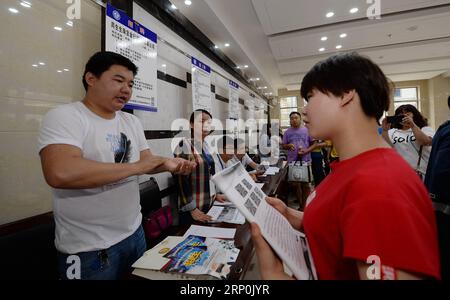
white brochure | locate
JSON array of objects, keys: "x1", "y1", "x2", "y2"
[{"x1": 212, "y1": 162, "x2": 317, "y2": 280}]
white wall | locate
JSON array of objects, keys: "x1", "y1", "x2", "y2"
[
  {"x1": 0, "y1": 0, "x2": 102, "y2": 225},
  {"x1": 0, "y1": 0, "x2": 268, "y2": 224},
  {"x1": 133, "y1": 3, "x2": 268, "y2": 203}
]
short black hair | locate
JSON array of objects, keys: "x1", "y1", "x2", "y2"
[
  {"x1": 189, "y1": 109, "x2": 213, "y2": 124},
  {"x1": 82, "y1": 51, "x2": 138, "y2": 91},
  {"x1": 289, "y1": 111, "x2": 301, "y2": 118},
  {"x1": 301, "y1": 52, "x2": 391, "y2": 122}
]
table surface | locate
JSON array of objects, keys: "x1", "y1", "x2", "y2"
[{"x1": 133, "y1": 160, "x2": 289, "y2": 280}]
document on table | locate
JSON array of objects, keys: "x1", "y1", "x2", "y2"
[
  {"x1": 206, "y1": 205, "x2": 245, "y2": 225},
  {"x1": 212, "y1": 162, "x2": 317, "y2": 280},
  {"x1": 182, "y1": 224, "x2": 236, "y2": 240},
  {"x1": 264, "y1": 167, "x2": 280, "y2": 175}
]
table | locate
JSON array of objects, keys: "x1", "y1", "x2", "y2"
[{"x1": 132, "y1": 160, "x2": 289, "y2": 280}]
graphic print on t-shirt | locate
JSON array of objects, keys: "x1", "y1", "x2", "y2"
[{"x1": 107, "y1": 132, "x2": 132, "y2": 163}]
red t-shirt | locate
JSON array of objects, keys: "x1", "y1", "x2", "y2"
[{"x1": 303, "y1": 148, "x2": 440, "y2": 280}]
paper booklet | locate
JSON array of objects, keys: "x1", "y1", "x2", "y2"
[
  {"x1": 206, "y1": 204, "x2": 246, "y2": 225},
  {"x1": 211, "y1": 162, "x2": 317, "y2": 280},
  {"x1": 132, "y1": 235, "x2": 239, "y2": 280}
]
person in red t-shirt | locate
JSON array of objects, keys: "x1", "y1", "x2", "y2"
[{"x1": 251, "y1": 52, "x2": 440, "y2": 280}]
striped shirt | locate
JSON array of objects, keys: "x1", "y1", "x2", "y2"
[{"x1": 174, "y1": 139, "x2": 215, "y2": 213}]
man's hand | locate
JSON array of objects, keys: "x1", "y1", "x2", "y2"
[
  {"x1": 251, "y1": 223, "x2": 293, "y2": 280},
  {"x1": 165, "y1": 158, "x2": 197, "y2": 175},
  {"x1": 286, "y1": 144, "x2": 295, "y2": 151},
  {"x1": 215, "y1": 194, "x2": 228, "y2": 203},
  {"x1": 298, "y1": 147, "x2": 310, "y2": 156},
  {"x1": 190, "y1": 208, "x2": 213, "y2": 222}
]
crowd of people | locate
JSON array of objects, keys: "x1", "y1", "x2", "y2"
[{"x1": 37, "y1": 51, "x2": 449, "y2": 280}]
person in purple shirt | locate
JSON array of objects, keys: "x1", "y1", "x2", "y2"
[{"x1": 282, "y1": 111, "x2": 315, "y2": 210}]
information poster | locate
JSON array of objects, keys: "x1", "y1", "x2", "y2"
[
  {"x1": 247, "y1": 93, "x2": 256, "y2": 121},
  {"x1": 106, "y1": 3, "x2": 158, "y2": 112},
  {"x1": 228, "y1": 80, "x2": 240, "y2": 120},
  {"x1": 191, "y1": 57, "x2": 212, "y2": 113}
]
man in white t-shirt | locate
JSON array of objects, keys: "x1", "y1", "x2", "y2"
[
  {"x1": 381, "y1": 104, "x2": 434, "y2": 177},
  {"x1": 37, "y1": 52, "x2": 195, "y2": 280}
]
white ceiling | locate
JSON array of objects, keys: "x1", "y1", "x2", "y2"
[{"x1": 170, "y1": 0, "x2": 450, "y2": 96}]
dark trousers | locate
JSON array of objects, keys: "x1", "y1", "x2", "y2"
[
  {"x1": 311, "y1": 153, "x2": 326, "y2": 187},
  {"x1": 436, "y1": 212, "x2": 450, "y2": 280}
]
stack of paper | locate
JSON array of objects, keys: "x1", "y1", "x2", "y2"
[
  {"x1": 206, "y1": 205, "x2": 245, "y2": 225},
  {"x1": 264, "y1": 167, "x2": 280, "y2": 175},
  {"x1": 182, "y1": 224, "x2": 236, "y2": 239},
  {"x1": 132, "y1": 235, "x2": 240, "y2": 280}
]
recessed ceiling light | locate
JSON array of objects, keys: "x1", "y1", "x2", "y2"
[
  {"x1": 244, "y1": 65, "x2": 248, "y2": 69},
  {"x1": 57, "y1": 70, "x2": 63, "y2": 73},
  {"x1": 326, "y1": 12, "x2": 334, "y2": 18},
  {"x1": 8, "y1": 8, "x2": 19, "y2": 14},
  {"x1": 250, "y1": 78, "x2": 260, "y2": 82},
  {"x1": 66, "y1": 21, "x2": 73, "y2": 27},
  {"x1": 170, "y1": 4, "x2": 177, "y2": 9},
  {"x1": 321, "y1": 36, "x2": 328, "y2": 41},
  {"x1": 54, "y1": 26, "x2": 62, "y2": 31},
  {"x1": 63, "y1": 69, "x2": 69, "y2": 72},
  {"x1": 161, "y1": 64, "x2": 166, "y2": 68},
  {"x1": 224, "y1": 43, "x2": 230, "y2": 47},
  {"x1": 184, "y1": 0, "x2": 192, "y2": 6},
  {"x1": 20, "y1": 1, "x2": 31, "y2": 8},
  {"x1": 319, "y1": 48, "x2": 325, "y2": 52},
  {"x1": 336, "y1": 45, "x2": 342, "y2": 49},
  {"x1": 350, "y1": 7, "x2": 359, "y2": 14},
  {"x1": 339, "y1": 33, "x2": 347, "y2": 38},
  {"x1": 214, "y1": 45, "x2": 219, "y2": 49},
  {"x1": 39, "y1": 62, "x2": 45, "y2": 65},
  {"x1": 32, "y1": 64, "x2": 38, "y2": 67}
]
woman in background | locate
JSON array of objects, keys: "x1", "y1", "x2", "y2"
[
  {"x1": 382, "y1": 104, "x2": 434, "y2": 179},
  {"x1": 174, "y1": 109, "x2": 215, "y2": 224}
]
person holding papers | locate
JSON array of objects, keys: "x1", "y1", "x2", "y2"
[
  {"x1": 213, "y1": 136, "x2": 260, "y2": 203},
  {"x1": 174, "y1": 110, "x2": 215, "y2": 224},
  {"x1": 251, "y1": 52, "x2": 440, "y2": 280},
  {"x1": 212, "y1": 135, "x2": 238, "y2": 203}
]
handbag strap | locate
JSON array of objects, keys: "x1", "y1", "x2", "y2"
[
  {"x1": 416, "y1": 145, "x2": 423, "y2": 170},
  {"x1": 295, "y1": 154, "x2": 303, "y2": 166}
]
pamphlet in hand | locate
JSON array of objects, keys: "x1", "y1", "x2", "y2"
[{"x1": 211, "y1": 162, "x2": 317, "y2": 280}]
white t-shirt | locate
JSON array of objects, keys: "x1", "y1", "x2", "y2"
[
  {"x1": 388, "y1": 126, "x2": 434, "y2": 175},
  {"x1": 37, "y1": 102, "x2": 149, "y2": 254}
]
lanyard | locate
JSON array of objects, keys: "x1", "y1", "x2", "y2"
[
  {"x1": 216, "y1": 154, "x2": 225, "y2": 170},
  {"x1": 202, "y1": 145, "x2": 215, "y2": 175}
]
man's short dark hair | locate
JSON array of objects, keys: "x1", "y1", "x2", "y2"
[
  {"x1": 189, "y1": 109, "x2": 213, "y2": 124},
  {"x1": 82, "y1": 51, "x2": 138, "y2": 91},
  {"x1": 289, "y1": 111, "x2": 301, "y2": 118},
  {"x1": 300, "y1": 52, "x2": 391, "y2": 122}
]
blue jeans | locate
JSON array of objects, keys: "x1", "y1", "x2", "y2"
[{"x1": 57, "y1": 225, "x2": 146, "y2": 280}]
